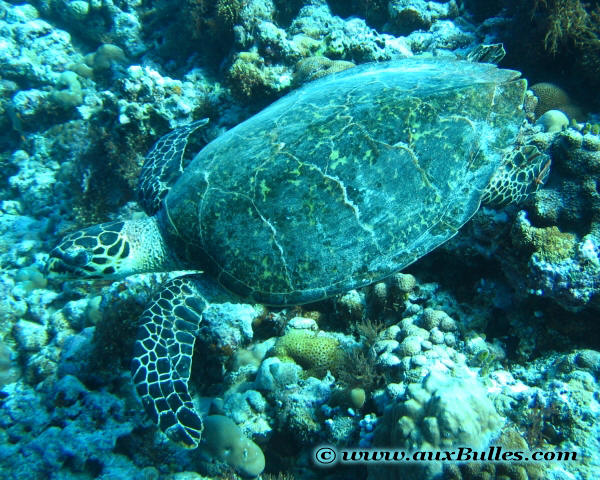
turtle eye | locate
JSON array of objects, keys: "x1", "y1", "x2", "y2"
[
  {"x1": 45, "y1": 257, "x2": 68, "y2": 275},
  {"x1": 72, "y1": 250, "x2": 91, "y2": 266}
]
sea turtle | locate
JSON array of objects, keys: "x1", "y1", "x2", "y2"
[{"x1": 47, "y1": 58, "x2": 550, "y2": 448}]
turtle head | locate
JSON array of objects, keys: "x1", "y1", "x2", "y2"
[
  {"x1": 46, "y1": 217, "x2": 171, "y2": 279},
  {"x1": 482, "y1": 145, "x2": 551, "y2": 207}
]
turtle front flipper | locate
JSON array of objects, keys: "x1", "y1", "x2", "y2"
[
  {"x1": 481, "y1": 145, "x2": 551, "y2": 207},
  {"x1": 138, "y1": 119, "x2": 209, "y2": 215},
  {"x1": 131, "y1": 274, "x2": 230, "y2": 448}
]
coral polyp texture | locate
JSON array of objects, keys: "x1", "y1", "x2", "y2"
[
  {"x1": 370, "y1": 370, "x2": 504, "y2": 480},
  {"x1": 1, "y1": 0, "x2": 599, "y2": 480}
]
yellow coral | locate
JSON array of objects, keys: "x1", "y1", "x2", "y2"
[
  {"x1": 216, "y1": 0, "x2": 242, "y2": 28},
  {"x1": 515, "y1": 222, "x2": 576, "y2": 263},
  {"x1": 227, "y1": 52, "x2": 270, "y2": 100},
  {"x1": 531, "y1": 226, "x2": 576, "y2": 263},
  {"x1": 272, "y1": 330, "x2": 342, "y2": 377}
]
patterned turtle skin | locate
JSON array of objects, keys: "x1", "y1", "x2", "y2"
[
  {"x1": 47, "y1": 57, "x2": 550, "y2": 452},
  {"x1": 157, "y1": 58, "x2": 537, "y2": 305}
]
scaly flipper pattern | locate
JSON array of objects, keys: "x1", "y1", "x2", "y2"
[
  {"x1": 131, "y1": 275, "x2": 209, "y2": 447},
  {"x1": 482, "y1": 145, "x2": 550, "y2": 207},
  {"x1": 138, "y1": 119, "x2": 209, "y2": 215}
]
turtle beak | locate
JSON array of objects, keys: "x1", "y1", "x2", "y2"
[{"x1": 45, "y1": 244, "x2": 93, "y2": 278}]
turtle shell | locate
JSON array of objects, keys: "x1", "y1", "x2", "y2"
[{"x1": 159, "y1": 58, "x2": 526, "y2": 305}]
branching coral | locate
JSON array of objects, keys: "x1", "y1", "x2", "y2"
[
  {"x1": 533, "y1": 0, "x2": 600, "y2": 54},
  {"x1": 501, "y1": 0, "x2": 600, "y2": 110}
]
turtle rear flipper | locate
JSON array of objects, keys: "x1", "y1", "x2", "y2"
[
  {"x1": 131, "y1": 274, "x2": 220, "y2": 447},
  {"x1": 138, "y1": 119, "x2": 209, "y2": 215}
]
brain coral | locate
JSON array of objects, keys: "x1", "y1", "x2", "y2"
[{"x1": 530, "y1": 82, "x2": 571, "y2": 118}]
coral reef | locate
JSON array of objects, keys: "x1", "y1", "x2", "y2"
[
  {"x1": 197, "y1": 415, "x2": 265, "y2": 478},
  {"x1": 32, "y1": 0, "x2": 146, "y2": 56},
  {"x1": 227, "y1": 51, "x2": 286, "y2": 101},
  {"x1": 530, "y1": 82, "x2": 571, "y2": 118},
  {"x1": 536, "y1": 109, "x2": 569, "y2": 132},
  {"x1": 272, "y1": 328, "x2": 344, "y2": 378},
  {"x1": 443, "y1": 429, "x2": 545, "y2": 479},
  {"x1": 387, "y1": 0, "x2": 459, "y2": 36},
  {"x1": 0, "y1": 0, "x2": 599, "y2": 479},
  {"x1": 506, "y1": 128, "x2": 600, "y2": 312},
  {"x1": 494, "y1": 0, "x2": 600, "y2": 110},
  {"x1": 0, "y1": 376, "x2": 146, "y2": 479},
  {"x1": 370, "y1": 370, "x2": 504, "y2": 480}
]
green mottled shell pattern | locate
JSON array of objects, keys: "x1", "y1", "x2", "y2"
[{"x1": 159, "y1": 58, "x2": 527, "y2": 304}]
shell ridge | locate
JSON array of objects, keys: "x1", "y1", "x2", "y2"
[
  {"x1": 203, "y1": 187, "x2": 295, "y2": 292},
  {"x1": 302, "y1": 159, "x2": 383, "y2": 254},
  {"x1": 197, "y1": 171, "x2": 212, "y2": 248}
]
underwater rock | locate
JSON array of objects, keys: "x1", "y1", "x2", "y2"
[
  {"x1": 290, "y1": 2, "x2": 412, "y2": 62},
  {"x1": 525, "y1": 231, "x2": 600, "y2": 312},
  {"x1": 443, "y1": 428, "x2": 545, "y2": 479},
  {"x1": 509, "y1": 128, "x2": 600, "y2": 312},
  {"x1": 374, "y1": 309, "x2": 467, "y2": 384},
  {"x1": 227, "y1": 50, "x2": 291, "y2": 100},
  {"x1": 0, "y1": 377, "x2": 141, "y2": 478},
  {"x1": 84, "y1": 44, "x2": 128, "y2": 72},
  {"x1": 8, "y1": 149, "x2": 58, "y2": 214},
  {"x1": 220, "y1": 389, "x2": 271, "y2": 440},
  {"x1": 255, "y1": 356, "x2": 303, "y2": 392},
  {"x1": 370, "y1": 369, "x2": 503, "y2": 480},
  {"x1": 50, "y1": 71, "x2": 83, "y2": 108},
  {"x1": 34, "y1": 0, "x2": 146, "y2": 56},
  {"x1": 200, "y1": 302, "x2": 263, "y2": 352},
  {"x1": 0, "y1": 276, "x2": 27, "y2": 333},
  {"x1": 358, "y1": 413, "x2": 378, "y2": 447},
  {"x1": 0, "y1": 340, "x2": 20, "y2": 388},
  {"x1": 253, "y1": 20, "x2": 303, "y2": 62},
  {"x1": 536, "y1": 109, "x2": 569, "y2": 133},
  {"x1": 506, "y1": 352, "x2": 600, "y2": 479},
  {"x1": 335, "y1": 289, "x2": 366, "y2": 323},
  {"x1": 387, "y1": 0, "x2": 459, "y2": 36},
  {"x1": 116, "y1": 65, "x2": 218, "y2": 128},
  {"x1": 14, "y1": 319, "x2": 48, "y2": 353},
  {"x1": 275, "y1": 374, "x2": 335, "y2": 444},
  {"x1": 230, "y1": 340, "x2": 275, "y2": 383},
  {"x1": 0, "y1": 4, "x2": 77, "y2": 86},
  {"x1": 574, "y1": 349, "x2": 600, "y2": 375}
]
